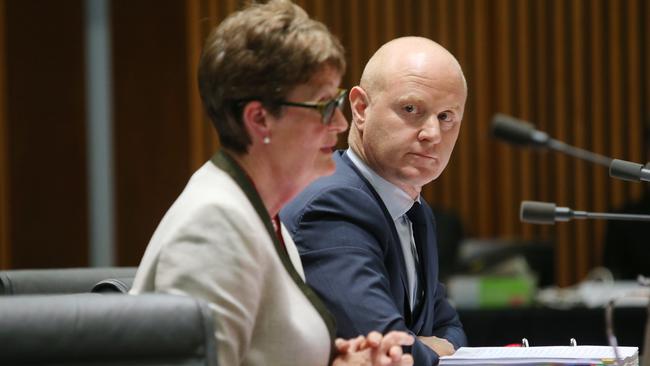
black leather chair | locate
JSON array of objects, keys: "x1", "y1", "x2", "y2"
[
  {"x1": 0, "y1": 267, "x2": 136, "y2": 295},
  {"x1": 91, "y1": 277, "x2": 135, "y2": 293},
  {"x1": 0, "y1": 293, "x2": 218, "y2": 365}
]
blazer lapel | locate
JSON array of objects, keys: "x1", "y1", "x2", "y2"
[{"x1": 338, "y1": 151, "x2": 413, "y2": 323}]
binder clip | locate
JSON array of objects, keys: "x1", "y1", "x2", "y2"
[
  {"x1": 521, "y1": 338, "x2": 529, "y2": 347},
  {"x1": 569, "y1": 338, "x2": 577, "y2": 347}
]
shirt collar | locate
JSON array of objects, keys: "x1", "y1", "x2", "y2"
[{"x1": 346, "y1": 149, "x2": 419, "y2": 220}]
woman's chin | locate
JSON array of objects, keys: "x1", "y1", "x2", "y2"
[{"x1": 308, "y1": 162, "x2": 336, "y2": 183}]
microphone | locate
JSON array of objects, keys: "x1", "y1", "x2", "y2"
[
  {"x1": 491, "y1": 114, "x2": 612, "y2": 167},
  {"x1": 609, "y1": 159, "x2": 650, "y2": 182},
  {"x1": 520, "y1": 200, "x2": 650, "y2": 224}
]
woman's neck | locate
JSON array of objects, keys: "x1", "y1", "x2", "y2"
[{"x1": 228, "y1": 149, "x2": 296, "y2": 218}]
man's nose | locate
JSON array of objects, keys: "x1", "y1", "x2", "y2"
[{"x1": 418, "y1": 115, "x2": 442, "y2": 143}]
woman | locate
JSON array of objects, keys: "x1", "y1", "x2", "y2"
[{"x1": 129, "y1": 1, "x2": 414, "y2": 365}]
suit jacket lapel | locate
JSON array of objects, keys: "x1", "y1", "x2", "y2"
[{"x1": 338, "y1": 151, "x2": 413, "y2": 322}]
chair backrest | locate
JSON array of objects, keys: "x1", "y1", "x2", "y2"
[
  {"x1": 0, "y1": 293, "x2": 218, "y2": 366},
  {"x1": 91, "y1": 277, "x2": 135, "y2": 293},
  {"x1": 0, "y1": 267, "x2": 136, "y2": 295}
]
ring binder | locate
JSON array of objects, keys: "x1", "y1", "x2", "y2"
[{"x1": 520, "y1": 338, "x2": 577, "y2": 347}]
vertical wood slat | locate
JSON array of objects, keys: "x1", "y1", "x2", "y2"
[
  {"x1": 607, "y1": 0, "x2": 624, "y2": 208},
  {"x1": 531, "y1": 0, "x2": 553, "y2": 244},
  {"x1": 515, "y1": 0, "x2": 534, "y2": 240},
  {"x1": 365, "y1": 0, "x2": 380, "y2": 58},
  {"x1": 0, "y1": 0, "x2": 8, "y2": 269},
  {"x1": 570, "y1": 0, "x2": 589, "y2": 278},
  {"x1": 551, "y1": 0, "x2": 572, "y2": 284},
  {"x1": 589, "y1": 0, "x2": 608, "y2": 268},
  {"x1": 186, "y1": 0, "x2": 205, "y2": 171},
  {"x1": 345, "y1": 0, "x2": 362, "y2": 90},
  {"x1": 495, "y1": 0, "x2": 516, "y2": 237},
  {"x1": 203, "y1": 0, "x2": 227, "y2": 160},
  {"x1": 625, "y1": 0, "x2": 642, "y2": 201},
  {"x1": 472, "y1": 0, "x2": 492, "y2": 238},
  {"x1": 635, "y1": 1, "x2": 650, "y2": 144},
  {"x1": 453, "y1": 0, "x2": 472, "y2": 229},
  {"x1": 382, "y1": 0, "x2": 396, "y2": 40},
  {"x1": 417, "y1": 0, "x2": 432, "y2": 40}
]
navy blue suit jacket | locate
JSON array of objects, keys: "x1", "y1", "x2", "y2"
[{"x1": 281, "y1": 150, "x2": 466, "y2": 366}]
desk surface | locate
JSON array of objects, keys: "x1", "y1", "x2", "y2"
[{"x1": 458, "y1": 306, "x2": 647, "y2": 353}]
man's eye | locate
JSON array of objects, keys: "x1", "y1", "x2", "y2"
[
  {"x1": 438, "y1": 111, "x2": 453, "y2": 122},
  {"x1": 404, "y1": 105, "x2": 416, "y2": 113}
]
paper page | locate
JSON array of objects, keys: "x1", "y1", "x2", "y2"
[{"x1": 440, "y1": 346, "x2": 638, "y2": 366}]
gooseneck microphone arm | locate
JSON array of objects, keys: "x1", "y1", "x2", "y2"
[
  {"x1": 520, "y1": 201, "x2": 650, "y2": 225},
  {"x1": 492, "y1": 114, "x2": 613, "y2": 167},
  {"x1": 546, "y1": 140, "x2": 613, "y2": 167}
]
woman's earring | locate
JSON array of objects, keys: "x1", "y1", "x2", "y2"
[{"x1": 263, "y1": 136, "x2": 271, "y2": 144}]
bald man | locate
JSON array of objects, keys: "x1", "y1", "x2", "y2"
[{"x1": 281, "y1": 37, "x2": 467, "y2": 365}]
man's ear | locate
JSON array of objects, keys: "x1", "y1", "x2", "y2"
[
  {"x1": 241, "y1": 101, "x2": 270, "y2": 144},
  {"x1": 349, "y1": 86, "x2": 369, "y2": 131}
]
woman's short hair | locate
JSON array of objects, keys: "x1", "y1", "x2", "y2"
[{"x1": 198, "y1": 0, "x2": 346, "y2": 154}]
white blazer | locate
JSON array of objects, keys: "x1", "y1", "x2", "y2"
[{"x1": 130, "y1": 161, "x2": 331, "y2": 366}]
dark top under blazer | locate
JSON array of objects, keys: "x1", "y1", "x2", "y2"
[{"x1": 281, "y1": 150, "x2": 466, "y2": 366}]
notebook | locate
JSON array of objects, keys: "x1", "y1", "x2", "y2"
[{"x1": 439, "y1": 345, "x2": 639, "y2": 365}]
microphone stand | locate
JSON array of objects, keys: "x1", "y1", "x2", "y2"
[
  {"x1": 572, "y1": 211, "x2": 650, "y2": 222},
  {"x1": 548, "y1": 140, "x2": 612, "y2": 168},
  {"x1": 491, "y1": 114, "x2": 613, "y2": 167},
  {"x1": 520, "y1": 201, "x2": 650, "y2": 224}
]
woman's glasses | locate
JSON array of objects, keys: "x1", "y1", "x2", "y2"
[{"x1": 276, "y1": 88, "x2": 348, "y2": 125}]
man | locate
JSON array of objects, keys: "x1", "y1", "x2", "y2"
[{"x1": 281, "y1": 37, "x2": 468, "y2": 365}]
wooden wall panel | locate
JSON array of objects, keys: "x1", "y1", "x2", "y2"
[
  {"x1": 4, "y1": 0, "x2": 88, "y2": 268},
  {"x1": 515, "y1": 0, "x2": 534, "y2": 241},
  {"x1": 588, "y1": 0, "x2": 608, "y2": 267},
  {"x1": 471, "y1": 0, "x2": 492, "y2": 239},
  {"x1": 0, "y1": 0, "x2": 8, "y2": 269},
  {"x1": 453, "y1": 0, "x2": 472, "y2": 233},
  {"x1": 570, "y1": 0, "x2": 589, "y2": 278},
  {"x1": 112, "y1": 0, "x2": 192, "y2": 265},
  {"x1": 625, "y1": 0, "x2": 643, "y2": 202},
  {"x1": 551, "y1": 0, "x2": 572, "y2": 288},
  {"x1": 3, "y1": 0, "x2": 643, "y2": 282}
]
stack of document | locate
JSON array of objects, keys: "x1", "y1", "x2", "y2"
[{"x1": 440, "y1": 346, "x2": 638, "y2": 365}]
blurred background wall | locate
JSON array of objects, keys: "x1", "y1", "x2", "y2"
[{"x1": 0, "y1": 0, "x2": 648, "y2": 286}]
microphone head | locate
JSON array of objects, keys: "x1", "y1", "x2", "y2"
[
  {"x1": 610, "y1": 159, "x2": 643, "y2": 182},
  {"x1": 491, "y1": 114, "x2": 549, "y2": 146},
  {"x1": 520, "y1": 201, "x2": 557, "y2": 224}
]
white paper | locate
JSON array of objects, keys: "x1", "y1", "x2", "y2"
[{"x1": 440, "y1": 346, "x2": 639, "y2": 366}]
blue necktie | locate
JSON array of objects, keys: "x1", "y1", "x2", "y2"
[{"x1": 406, "y1": 202, "x2": 426, "y2": 309}]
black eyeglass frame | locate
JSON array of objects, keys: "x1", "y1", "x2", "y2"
[{"x1": 276, "y1": 88, "x2": 348, "y2": 125}]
